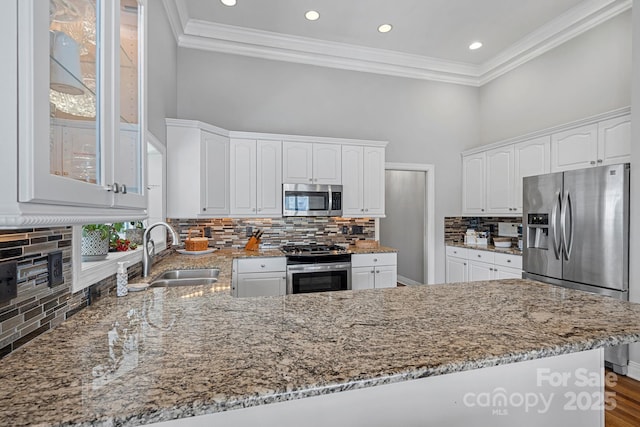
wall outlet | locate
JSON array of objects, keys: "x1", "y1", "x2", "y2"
[
  {"x1": 0, "y1": 261, "x2": 17, "y2": 304},
  {"x1": 351, "y1": 225, "x2": 364, "y2": 235},
  {"x1": 342, "y1": 226, "x2": 349, "y2": 234},
  {"x1": 204, "y1": 227, "x2": 212, "y2": 238},
  {"x1": 246, "y1": 226, "x2": 253, "y2": 237},
  {"x1": 48, "y1": 251, "x2": 64, "y2": 287}
]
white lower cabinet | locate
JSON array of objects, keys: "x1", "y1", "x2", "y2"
[
  {"x1": 232, "y1": 257, "x2": 287, "y2": 297},
  {"x1": 445, "y1": 246, "x2": 522, "y2": 283},
  {"x1": 351, "y1": 253, "x2": 397, "y2": 290}
]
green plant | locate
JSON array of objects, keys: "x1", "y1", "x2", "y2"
[
  {"x1": 129, "y1": 221, "x2": 145, "y2": 229},
  {"x1": 82, "y1": 224, "x2": 110, "y2": 240}
]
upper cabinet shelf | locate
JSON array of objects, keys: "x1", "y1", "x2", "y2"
[{"x1": 0, "y1": 0, "x2": 147, "y2": 227}]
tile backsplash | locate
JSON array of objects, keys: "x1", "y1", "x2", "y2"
[
  {"x1": 0, "y1": 228, "x2": 149, "y2": 359},
  {"x1": 167, "y1": 217, "x2": 376, "y2": 248},
  {"x1": 444, "y1": 216, "x2": 523, "y2": 245}
]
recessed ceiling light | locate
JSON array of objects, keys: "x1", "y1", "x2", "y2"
[
  {"x1": 378, "y1": 24, "x2": 393, "y2": 33},
  {"x1": 305, "y1": 10, "x2": 320, "y2": 21},
  {"x1": 469, "y1": 41, "x2": 483, "y2": 50},
  {"x1": 220, "y1": 0, "x2": 236, "y2": 6}
]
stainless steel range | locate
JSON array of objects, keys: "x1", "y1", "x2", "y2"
[{"x1": 281, "y1": 243, "x2": 351, "y2": 294}]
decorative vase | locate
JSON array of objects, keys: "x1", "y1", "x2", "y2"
[
  {"x1": 125, "y1": 228, "x2": 144, "y2": 245},
  {"x1": 81, "y1": 230, "x2": 109, "y2": 261}
]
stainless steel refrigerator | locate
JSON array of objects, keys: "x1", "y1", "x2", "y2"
[{"x1": 523, "y1": 163, "x2": 630, "y2": 374}]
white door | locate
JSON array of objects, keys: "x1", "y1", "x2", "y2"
[
  {"x1": 351, "y1": 267, "x2": 374, "y2": 290},
  {"x1": 485, "y1": 146, "x2": 514, "y2": 214},
  {"x1": 313, "y1": 143, "x2": 342, "y2": 184},
  {"x1": 514, "y1": 136, "x2": 550, "y2": 212},
  {"x1": 282, "y1": 142, "x2": 313, "y2": 184},
  {"x1": 468, "y1": 260, "x2": 493, "y2": 282},
  {"x1": 237, "y1": 274, "x2": 286, "y2": 297},
  {"x1": 446, "y1": 256, "x2": 468, "y2": 283},
  {"x1": 462, "y1": 153, "x2": 485, "y2": 214},
  {"x1": 341, "y1": 145, "x2": 364, "y2": 216},
  {"x1": 597, "y1": 115, "x2": 631, "y2": 165},
  {"x1": 550, "y1": 124, "x2": 598, "y2": 172},
  {"x1": 494, "y1": 266, "x2": 522, "y2": 279},
  {"x1": 374, "y1": 265, "x2": 397, "y2": 288},
  {"x1": 230, "y1": 139, "x2": 257, "y2": 215},
  {"x1": 202, "y1": 132, "x2": 230, "y2": 215},
  {"x1": 256, "y1": 140, "x2": 282, "y2": 216},
  {"x1": 363, "y1": 147, "x2": 385, "y2": 216}
]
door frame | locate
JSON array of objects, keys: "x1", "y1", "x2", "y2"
[{"x1": 377, "y1": 163, "x2": 435, "y2": 285}]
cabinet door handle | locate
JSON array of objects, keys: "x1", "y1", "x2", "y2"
[
  {"x1": 260, "y1": 264, "x2": 265, "y2": 268},
  {"x1": 597, "y1": 159, "x2": 603, "y2": 163},
  {"x1": 373, "y1": 258, "x2": 378, "y2": 262},
  {"x1": 463, "y1": 263, "x2": 467, "y2": 266},
  {"x1": 376, "y1": 270, "x2": 380, "y2": 274},
  {"x1": 309, "y1": 178, "x2": 313, "y2": 182},
  {"x1": 120, "y1": 184, "x2": 127, "y2": 194},
  {"x1": 105, "y1": 183, "x2": 119, "y2": 193},
  {"x1": 365, "y1": 208, "x2": 369, "y2": 212},
  {"x1": 371, "y1": 270, "x2": 375, "y2": 274},
  {"x1": 590, "y1": 160, "x2": 596, "y2": 165},
  {"x1": 361, "y1": 209, "x2": 365, "y2": 212},
  {"x1": 477, "y1": 254, "x2": 481, "y2": 258},
  {"x1": 481, "y1": 209, "x2": 485, "y2": 212},
  {"x1": 507, "y1": 259, "x2": 511, "y2": 263}
]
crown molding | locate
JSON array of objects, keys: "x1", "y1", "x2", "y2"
[
  {"x1": 168, "y1": 0, "x2": 631, "y2": 87},
  {"x1": 479, "y1": 0, "x2": 632, "y2": 85}
]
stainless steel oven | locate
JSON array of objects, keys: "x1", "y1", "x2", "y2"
[{"x1": 282, "y1": 244, "x2": 351, "y2": 294}]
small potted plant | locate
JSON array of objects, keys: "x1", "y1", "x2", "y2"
[{"x1": 81, "y1": 224, "x2": 111, "y2": 261}]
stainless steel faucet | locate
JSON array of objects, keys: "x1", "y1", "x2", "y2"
[{"x1": 142, "y1": 221, "x2": 180, "y2": 277}]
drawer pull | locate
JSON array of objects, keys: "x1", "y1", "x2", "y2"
[
  {"x1": 373, "y1": 258, "x2": 378, "y2": 262},
  {"x1": 477, "y1": 254, "x2": 481, "y2": 258},
  {"x1": 260, "y1": 264, "x2": 265, "y2": 268},
  {"x1": 507, "y1": 259, "x2": 511, "y2": 263}
]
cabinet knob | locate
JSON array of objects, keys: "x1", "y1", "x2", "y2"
[
  {"x1": 373, "y1": 258, "x2": 378, "y2": 262},
  {"x1": 371, "y1": 270, "x2": 375, "y2": 274},
  {"x1": 361, "y1": 209, "x2": 365, "y2": 212},
  {"x1": 203, "y1": 208, "x2": 206, "y2": 211},
  {"x1": 590, "y1": 160, "x2": 596, "y2": 165},
  {"x1": 365, "y1": 209, "x2": 369, "y2": 212},
  {"x1": 376, "y1": 270, "x2": 380, "y2": 274},
  {"x1": 314, "y1": 178, "x2": 318, "y2": 182},
  {"x1": 309, "y1": 178, "x2": 313, "y2": 182},
  {"x1": 597, "y1": 159, "x2": 603, "y2": 163},
  {"x1": 260, "y1": 264, "x2": 265, "y2": 268},
  {"x1": 257, "y1": 208, "x2": 262, "y2": 212},
  {"x1": 464, "y1": 263, "x2": 467, "y2": 266},
  {"x1": 507, "y1": 259, "x2": 511, "y2": 263},
  {"x1": 105, "y1": 183, "x2": 119, "y2": 193},
  {"x1": 481, "y1": 209, "x2": 485, "y2": 212},
  {"x1": 477, "y1": 254, "x2": 481, "y2": 258},
  {"x1": 120, "y1": 184, "x2": 127, "y2": 194}
]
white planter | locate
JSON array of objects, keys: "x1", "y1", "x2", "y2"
[{"x1": 81, "y1": 230, "x2": 109, "y2": 261}]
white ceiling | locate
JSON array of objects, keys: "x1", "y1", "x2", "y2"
[{"x1": 164, "y1": 0, "x2": 632, "y2": 86}]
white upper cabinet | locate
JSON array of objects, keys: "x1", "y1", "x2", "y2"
[
  {"x1": 461, "y1": 109, "x2": 627, "y2": 217},
  {"x1": 513, "y1": 136, "x2": 550, "y2": 212},
  {"x1": 342, "y1": 145, "x2": 385, "y2": 217},
  {"x1": 597, "y1": 115, "x2": 631, "y2": 166},
  {"x1": 551, "y1": 124, "x2": 598, "y2": 172},
  {"x1": 167, "y1": 122, "x2": 230, "y2": 218},
  {"x1": 2, "y1": 0, "x2": 148, "y2": 225},
  {"x1": 485, "y1": 146, "x2": 514, "y2": 214},
  {"x1": 551, "y1": 115, "x2": 630, "y2": 172},
  {"x1": 283, "y1": 142, "x2": 341, "y2": 184},
  {"x1": 230, "y1": 139, "x2": 282, "y2": 217},
  {"x1": 462, "y1": 153, "x2": 486, "y2": 215}
]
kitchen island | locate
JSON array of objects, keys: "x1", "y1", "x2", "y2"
[{"x1": 1, "y1": 255, "x2": 640, "y2": 425}]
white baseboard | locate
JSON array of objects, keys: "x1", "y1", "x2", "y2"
[
  {"x1": 626, "y1": 360, "x2": 640, "y2": 380},
  {"x1": 397, "y1": 275, "x2": 423, "y2": 286}
]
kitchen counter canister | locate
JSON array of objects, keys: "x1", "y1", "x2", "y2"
[{"x1": 1, "y1": 278, "x2": 640, "y2": 426}]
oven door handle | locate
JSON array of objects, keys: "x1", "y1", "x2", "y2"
[{"x1": 287, "y1": 263, "x2": 351, "y2": 272}]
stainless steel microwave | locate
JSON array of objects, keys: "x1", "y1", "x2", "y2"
[{"x1": 282, "y1": 183, "x2": 342, "y2": 217}]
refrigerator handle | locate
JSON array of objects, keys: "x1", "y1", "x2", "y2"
[
  {"x1": 561, "y1": 191, "x2": 573, "y2": 261},
  {"x1": 566, "y1": 191, "x2": 574, "y2": 259},
  {"x1": 551, "y1": 191, "x2": 562, "y2": 260}
]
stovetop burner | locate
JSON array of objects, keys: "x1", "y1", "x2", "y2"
[{"x1": 281, "y1": 243, "x2": 349, "y2": 256}]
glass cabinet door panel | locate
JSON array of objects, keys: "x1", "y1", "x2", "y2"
[
  {"x1": 49, "y1": 0, "x2": 101, "y2": 186},
  {"x1": 116, "y1": 0, "x2": 142, "y2": 196}
]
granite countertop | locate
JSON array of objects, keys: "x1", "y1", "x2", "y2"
[
  {"x1": 2, "y1": 278, "x2": 640, "y2": 426},
  {"x1": 348, "y1": 245, "x2": 397, "y2": 254},
  {"x1": 447, "y1": 242, "x2": 523, "y2": 256}
]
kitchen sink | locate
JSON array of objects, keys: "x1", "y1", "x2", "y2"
[
  {"x1": 157, "y1": 268, "x2": 220, "y2": 280},
  {"x1": 149, "y1": 269, "x2": 221, "y2": 287},
  {"x1": 149, "y1": 278, "x2": 218, "y2": 287}
]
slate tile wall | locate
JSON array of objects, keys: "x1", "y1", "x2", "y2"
[{"x1": 444, "y1": 216, "x2": 523, "y2": 245}]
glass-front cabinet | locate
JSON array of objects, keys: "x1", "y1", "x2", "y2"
[{"x1": 7, "y1": 0, "x2": 146, "y2": 225}]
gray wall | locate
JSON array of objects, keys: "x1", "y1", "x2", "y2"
[
  {"x1": 176, "y1": 50, "x2": 480, "y2": 283},
  {"x1": 147, "y1": 1, "x2": 177, "y2": 145},
  {"x1": 628, "y1": 1, "x2": 640, "y2": 372},
  {"x1": 479, "y1": 11, "x2": 632, "y2": 145}
]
